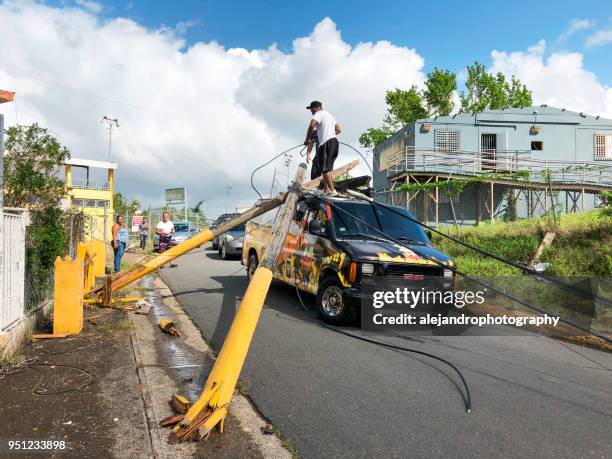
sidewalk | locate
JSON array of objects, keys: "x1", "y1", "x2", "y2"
[{"x1": 0, "y1": 252, "x2": 289, "y2": 458}]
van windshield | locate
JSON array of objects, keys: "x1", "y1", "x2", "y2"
[
  {"x1": 174, "y1": 223, "x2": 190, "y2": 232},
  {"x1": 331, "y1": 202, "x2": 429, "y2": 244}
]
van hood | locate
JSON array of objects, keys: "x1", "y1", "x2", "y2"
[{"x1": 336, "y1": 238, "x2": 452, "y2": 265}]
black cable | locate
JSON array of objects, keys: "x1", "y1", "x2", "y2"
[
  {"x1": 339, "y1": 141, "x2": 374, "y2": 176},
  {"x1": 320, "y1": 195, "x2": 612, "y2": 344},
  {"x1": 250, "y1": 144, "x2": 306, "y2": 201},
  {"x1": 290, "y1": 216, "x2": 472, "y2": 412},
  {"x1": 369, "y1": 199, "x2": 612, "y2": 308}
]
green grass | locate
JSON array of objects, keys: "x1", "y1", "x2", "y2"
[{"x1": 433, "y1": 210, "x2": 611, "y2": 277}]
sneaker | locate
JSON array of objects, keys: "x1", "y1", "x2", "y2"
[{"x1": 326, "y1": 190, "x2": 339, "y2": 197}]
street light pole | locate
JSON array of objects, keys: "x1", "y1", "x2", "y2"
[
  {"x1": 100, "y1": 116, "x2": 119, "y2": 161},
  {"x1": 224, "y1": 185, "x2": 232, "y2": 212}
]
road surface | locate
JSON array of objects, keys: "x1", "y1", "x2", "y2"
[{"x1": 160, "y1": 246, "x2": 611, "y2": 458}]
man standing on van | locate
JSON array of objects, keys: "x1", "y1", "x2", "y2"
[{"x1": 304, "y1": 101, "x2": 341, "y2": 196}]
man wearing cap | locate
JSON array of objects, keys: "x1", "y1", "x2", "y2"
[{"x1": 304, "y1": 101, "x2": 342, "y2": 196}]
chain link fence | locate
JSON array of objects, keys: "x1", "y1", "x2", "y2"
[{"x1": 383, "y1": 180, "x2": 606, "y2": 228}]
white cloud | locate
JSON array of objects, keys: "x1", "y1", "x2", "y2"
[
  {"x1": 75, "y1": 0, "x2": 102, "y2": 14},
  {"x1": 0, "y1": 4, "x2": 425, "y2": 216},
  {"x1": 490, "y1": 44, "x2": 612, "y2": 119},
  {"x1": 586, "y1": 28, "x2": 612, "y2": 48},
  {"x1": 556, "y1": 18, "x2": 593, "y2": 44}
]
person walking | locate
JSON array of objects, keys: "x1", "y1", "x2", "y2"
[
  {"x1": 304, "y1": 101, "x2": 341, "y2": 195},
  {"x1": 156, "y1": 212, "x2": 178, "y2": 268},
  {"x1": 139, "y1": 217, "x2": 149, "y2": 250},
  {"x1": 111, "y1": 215, "x2": 128, "y2": 273}
]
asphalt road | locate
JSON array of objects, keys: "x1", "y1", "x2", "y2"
[{"x1": 160, "y1": 246, "x2": 612, "y2": 459}]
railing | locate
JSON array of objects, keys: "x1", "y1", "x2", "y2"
[
  {"x1": 387, "y1": 147, "x2": 612, "y2": 187},
  {"x1": 69, "y1": 178, "x2": 110, "y2": 191}
]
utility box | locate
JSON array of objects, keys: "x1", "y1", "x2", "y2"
[{"x1": 53, "y1": 256, "x2": 84, "y2": 335}]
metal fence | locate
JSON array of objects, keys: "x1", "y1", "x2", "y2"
[
  {"x1": 0, "y1": 208, "x2": 28, "y2": 332},
  {"x1": 380, "y1": 181, "x2": 606, "y2": 228}
]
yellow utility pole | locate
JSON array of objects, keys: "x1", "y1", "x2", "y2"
[{"x1": 172, "y1": 163, "x2": 307, "y2": 442}]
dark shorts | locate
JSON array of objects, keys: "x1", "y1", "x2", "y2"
[{"x1": 311, "y1": 138, "x2": 339, "y2": 180}]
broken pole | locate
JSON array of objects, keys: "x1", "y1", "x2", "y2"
[{"x1": 172, "y1": 162, "x2": 307, "y2": 442}]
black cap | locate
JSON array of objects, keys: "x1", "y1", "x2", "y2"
[{"x1": 306, "y1": 100, "x2": 322, "y2": 110}]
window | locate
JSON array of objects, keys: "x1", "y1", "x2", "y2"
[
  {"x1": 434, "y1": 129, "x2": 460, "y2": 152},
  {"x1": 594, "y1": 133, "x2": 612, "y2": 160},
  {"x1": 531, "y1": 141, "x2": 543, "y2": 151},
  {"x1": 71, "y1": 199, "x2": 109, "y2": 208}
]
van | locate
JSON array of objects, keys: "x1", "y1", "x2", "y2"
[{"x1": 242, "y1": 195, "x2": 456, "y2": 325}]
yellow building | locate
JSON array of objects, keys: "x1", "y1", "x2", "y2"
[{"x1": 63, "y1": 158, "x2": 117, "y2": 244}]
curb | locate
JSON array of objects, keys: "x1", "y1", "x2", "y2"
[{"x1": 129, "y1": 317, "x2": 164, "y2": 458}]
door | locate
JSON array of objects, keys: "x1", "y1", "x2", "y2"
[{"x1": 481, "y1": 133, "x2": 497, "y2": 171}]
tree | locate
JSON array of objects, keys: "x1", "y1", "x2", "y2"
[
  {"x1": 423, "y1": 68, "x2": 457, "y2": 116},
  {"x1": 360, "y1": 73, "x2": 455, "y2": 148},
  {"x1": 361, "y1": 61, "x2": 533, "y2": 148},
  {"x1": 4, "y1": 123, "x2": 70, "y2": 208},
  {"x1": 114, "y1": 192, "x2": 140, "y2": 217},
  {"x1": 460, "y1": 62, "x2": 532, "y2": 113},
  {"x1": 359, "y1": 87, "x2": 427, "y2": 148}
]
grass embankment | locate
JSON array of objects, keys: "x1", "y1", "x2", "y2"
[
  {"x1": 432, "y1": 210, "x2": 611, "y2": 337},
  {"x1": 433, "y1": 210, "x2": 611, "y2": 277}
]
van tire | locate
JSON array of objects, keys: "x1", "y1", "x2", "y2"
[
  {"x1": 316, "y1": 276, "x2": 355, "y2": 325},
  {"x1": 218, "y1": 243, "x2": 223, "y2": 256},
  {"x1": 247, "y1": 253, "x2": 258, "y2": 281},
  {"x1": 221, "y1": 243, "x2": 229, "y2": 260}
]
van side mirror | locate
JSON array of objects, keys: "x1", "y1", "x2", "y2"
[
  {"x1": 308, "y1": 219, "x2": 325, "y2": 236},
  {"x1": 425, "y1": 230, "x2": 433, "y2": 241}
]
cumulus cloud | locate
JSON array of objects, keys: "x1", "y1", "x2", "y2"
[
  {"x1": 0, "y1": 3, "x2": 425, "y2": 215},
  {"x1": 586, "y1": 28, "x2": 612, "y2": 48},
  {"x1": 490, "y1": 43, "x2": 612, "y2": 119}
]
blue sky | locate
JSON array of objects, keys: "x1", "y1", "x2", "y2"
[{"x1": 67, "y1": 0, "x2": 612, "y2": 84}]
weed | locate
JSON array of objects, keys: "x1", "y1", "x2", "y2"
[{"x1": 103, "y1": 319, "x2": 133, "y2": 332}]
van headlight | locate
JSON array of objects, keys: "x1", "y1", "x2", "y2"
[
  {"x1": 361, "y1": 263, "x2": 375, "y2": 275},
  {"x1": 226, "y1": 234, "x2": 234, "y2": 242}
]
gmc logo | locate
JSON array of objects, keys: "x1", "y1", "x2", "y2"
[{"x1": 403, "y1": 273, "x2": 425, "y2": 281}]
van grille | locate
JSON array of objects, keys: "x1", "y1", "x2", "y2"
[{"x1": 381, "y1": 264, "x2": 444, "y2": 289}]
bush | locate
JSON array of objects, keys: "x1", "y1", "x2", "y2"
[{"x1": 25, "y1": 207, "x2": 68, "y2": 309}]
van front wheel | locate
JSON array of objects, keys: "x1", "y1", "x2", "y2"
[{"x1": 316, "y1": 276, "x2": 356, "y2": 325}]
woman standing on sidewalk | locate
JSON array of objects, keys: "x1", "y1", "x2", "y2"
[{"x1": 111, "y1": 215, "x2": 129, "y2": 273}]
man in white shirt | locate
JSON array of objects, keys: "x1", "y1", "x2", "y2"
[
  {"x1": 156, "y1": 212, "x2": 178, "y2": 267},
  {"x1": 304, "y1": 101, "x2": 342, "y2": 195}
]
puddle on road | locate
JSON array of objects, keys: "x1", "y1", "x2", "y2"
[{"x1": 139, "y1": 276, "x2": 213, "y2": 402}]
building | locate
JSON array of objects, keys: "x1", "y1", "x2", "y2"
[
  {"x1": 63, "y1": 158, "x2": 117, "y2": 243},
  {"x1": 373, "y1": 106, "x2": 612, "y2": 226}
]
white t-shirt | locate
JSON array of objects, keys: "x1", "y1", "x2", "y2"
[
  {"x1": 156, "y1": 220, "x2": 174, "y2": 235},
  {"x1": 313, "y1": 110, "x2": 337, "y2": 146}
]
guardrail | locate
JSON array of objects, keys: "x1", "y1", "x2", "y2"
[{"x1": 387, "y1": 147, "x2": 612, "y2": 186}]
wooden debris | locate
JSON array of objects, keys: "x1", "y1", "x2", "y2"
[
  {"x1": 159, "y1": 319, "x2": 180, "y2": 336},
  {"x1": 170, "y1": 394, "x2": 191, "y2": 414},
  {"x1": 32, "y1": 333, "x2": 69, "y2": 340},
  {"x1": 160, "y1": 414, "x2": 184, "y2": 427}
]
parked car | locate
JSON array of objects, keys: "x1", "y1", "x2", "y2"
[
  {"x1": 153, "y1": 220, "x2": 196, "y2": 251},
  {"x1": 211, "y1": 213, "x2": 240, "y2": 250},
  {"x1": 218, "y1": 223, "x2": 246, "y2": 260},
  {"x1": 242, "y1": 195, "x2": 456, "y2": 325}
]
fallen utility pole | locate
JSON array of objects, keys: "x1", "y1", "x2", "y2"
[
  {"x1": 172, "y1": 162, "x2": 307, "y2": 442},
  {"x1": 88, "y1": 159, "x2": 360, "y2": 305},
  {"x1": 88, "y1": 196, "x2": 286, "y2": 302}
]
